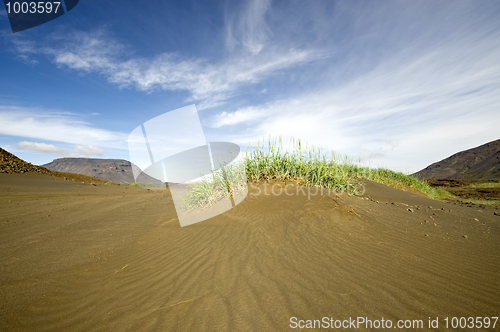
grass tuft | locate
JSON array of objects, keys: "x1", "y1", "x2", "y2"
[
  {"x1": 181, "y1": 136, "x2": 453, "y2": 209},
  {"x1": 244, "y1": 136, "x2": 364, "y2": 193},
  {"x1": 181, "y1": 163, "x2": 247, "y2": 210}
]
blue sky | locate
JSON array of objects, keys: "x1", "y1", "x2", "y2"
[{"x1": 1, "y1": 0, "x2": 499, "y2": 173}]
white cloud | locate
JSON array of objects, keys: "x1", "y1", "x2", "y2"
[
  {"x1": 12, "y1": 30, "x2": 323, "y2": 110},
  {"x1": 209, "y1": 31, "x2": 500, "y2": 173},
  {"x1": 358, "y1": 140, "x2": 399, "y2": 162},
  {"x1": 211, "y1": 108, "x2": 265, "y2": 128},
  {"x1": 16, "y1": 54, "x2": 39, "y2": 65},
  {"x1": 17, "y1": 141, "x2": 68, "y2": 156},
  {"x1": 0, "y1": 106, "x2": 126, "y2": 149},
  {"x1": 10, "y1": 38, "x2": 37, "y2": 53},
  {"x1": 17, "y1": 141, "x2": 106, "y2": 157},
  {"x1": 74, "y1": 145, "x2": 106, "y2": 156},
  {"x1": 5, "y1": 1, "x2": 500, "y2": 173},
  {"x1": 225, "y1": 0, "x2": 272, "y2": 54}
]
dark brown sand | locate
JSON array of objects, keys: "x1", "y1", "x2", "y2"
[{"x1": 1, "y1": 173, "x2": 499, "y2": 331}]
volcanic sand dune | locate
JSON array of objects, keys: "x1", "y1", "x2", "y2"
[{"x1": 1, "y1": 173, "x2": 499, "y2": 331}]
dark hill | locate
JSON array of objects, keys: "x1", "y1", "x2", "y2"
[
  {"x1": 413, "y1": 139, "x2": 500, "y2": 180},
  {"x1": 1, "y1": 147, "x2": 53, "y2": 175},
  {"x1": 43, "y1": 158, "x2": 163, "y2": 185}
]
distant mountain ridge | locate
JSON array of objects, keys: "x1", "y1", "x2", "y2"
[
  {"x1": 43, "y1": 158, "x2": 164, "y2": 185},
  {"x1": 413, "y1": 139, "x2": 500, "y2": 180}
]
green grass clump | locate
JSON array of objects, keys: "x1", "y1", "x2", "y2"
[
  {"x1": 467, "y1": 182, "x2": 500, "y2": 189},
  {"x1": 244, "y1": 136, "x2": 363, "y2": 193},
  {"x1": 181, "y1": 163, "x2": 247, "y2": 210},
  {"x1": 180, "y1": 136, "x2": 453, "y2": 210}
]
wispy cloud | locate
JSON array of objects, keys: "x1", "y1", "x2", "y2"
[
  {"x1": 210, "y1": 21, "x2": 500, "y2": 172},
  {"x1": 17, "y1": 141, "x2": 106, "y2": 157},
  {"x1": 211, "y1": 108, "x2": 265, "y2": 128},
  {"x1": 0, "y1": 106, "x2": 126, "y2": 149},
  {"x1": 11, "y1": 29, "x2": 323, "y2": 109},
  {"x1": 3, "y1": 1, "x2": 500, "y2": 173},
  {"x1": 225, "y1": 0, "x2": 272, "y2": 54},
  {"x1": 17, "y1": 141, "x2": 68, "y2": 156},
  {"x1": 7, "y1": 38, "x2": 40, "y2": 64},
  {"x1": 74, "y1": 145, "x2": 106, "y2": 156}
]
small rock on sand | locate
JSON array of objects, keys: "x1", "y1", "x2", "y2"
[{"x1": 407, "y1": 208, "x2": 414, "y2": 212}]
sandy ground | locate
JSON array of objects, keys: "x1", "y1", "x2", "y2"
[{"x1": 1, "y1": 173, "x2": 499, "y2": 331}]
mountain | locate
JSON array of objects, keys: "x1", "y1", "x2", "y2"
[
  {"x1": 413, "y1": 139, "x2": 500, "y2": 180},
  {"x1": 43, "y1": 158, "x2": 164, "y2": 185},
  {"x1": 0, "y1": 147, "x2": 107, "y2": 184}
]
